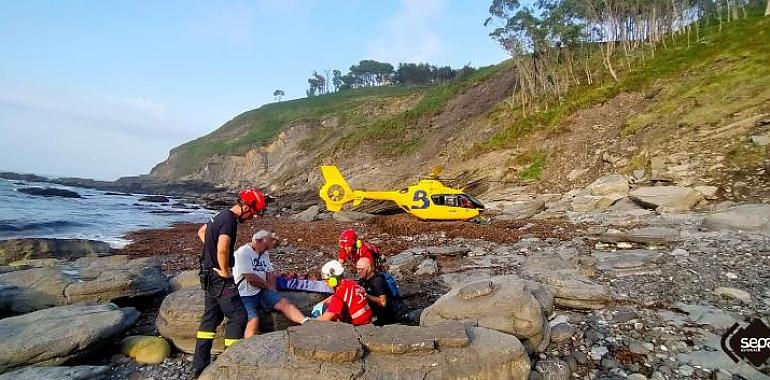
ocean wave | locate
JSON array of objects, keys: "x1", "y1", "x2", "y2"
[
  {"x1": 0, "y1": 220, "x2": 88, "y2": 232},
  {"x1": 148, "y1": 209, "x2": 191, "y2": 215}
]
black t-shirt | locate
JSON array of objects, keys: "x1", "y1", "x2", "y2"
[
  {"x1": 201, "y1": 209, "x2": 238, "y2": 270},
  {"x1": 358, "y1": 273, "x2": 396, "y2": 326}
]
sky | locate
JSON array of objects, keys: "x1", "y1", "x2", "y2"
[{"x1": 0, "y1": 0, "x2": 510, "y2": 180}]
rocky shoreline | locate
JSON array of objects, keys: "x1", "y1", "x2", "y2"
[
  {"x1": 0, "y1": 171, "x2": 219, "y2": 198},
  {"x1": 0, "y1": 173, "x2": 769, "y2": 379}
]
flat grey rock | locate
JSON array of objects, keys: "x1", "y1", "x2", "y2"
[
  {"x1": 0, "y1": 267, "x2": 73, "y2": 313},
  {"x1": 426, "y1": 246, "x2": 470, "y2": 256},
  {"x1": 674, "y1": 303, "x2": 741, "y2": 331},
  {"x1": 288, "y1": 321, "x2": 364, "y2": 362},
  {"x1": 0, "y1": 255, "x2": 167, "y2": 315},
  {"x1": 358, "y1": 324, "x2": 435, "y2": 354},
  {"x1": 331, "y1": 211, "x2": 374, "y2": 222},
  {"x1": 439, "y1": 269, "x2": 494, "y2": 289},
  {"x1": 520, "y1": 255, "x2": 612, "y2": 310},
  {"x1": 597, "y1": 226, "x2": 680, "y2": 245},
  {"x1": 592, "y1": 250, "x2": 665, "y2": 277},
  {"x1": 0, "y1": 365, "x2": 110, "y2": 380},
  {"x1": 703, "y1": 204, "x2": 770, "y2": 232},
  {"x1": 0, "y1": 304, "x2": 138, "y2": 373},
  {"x1": 0, "y1": 238, "x2": 110, "y2": 265},
  {"x1": 630, "y1": 186, "x2": 703, "y2": 212},
  {"x1": 494, "y1": 199, "x2": 546, "y2": 220}
]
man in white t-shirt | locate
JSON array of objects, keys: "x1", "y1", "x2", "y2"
[{"x1": 233, "y1": 229, "x2": 307, "y2": 337}]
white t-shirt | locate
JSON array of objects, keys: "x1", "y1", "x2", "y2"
[{"x1": 233, "y1": 244, "x2": 274, "y2": 297}]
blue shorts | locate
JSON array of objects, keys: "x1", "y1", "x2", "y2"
[{"x1": 240, "y1": 290, "x2": 282, "y2": 320}]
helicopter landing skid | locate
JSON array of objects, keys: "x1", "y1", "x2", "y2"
[{"x1": 469, "y1": 215, "x2": 492, "y2": 225}]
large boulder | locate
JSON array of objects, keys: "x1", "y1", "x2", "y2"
[
  {"x1": 420, "y1": 275, "x2": 552, "y2": 352},
  {"x1": 520, "y1": 255, "x2": 612, "y2": 310},
  {"x1": 0, "y1": 366, "x2": 110, "y2": 380},
  {"x1": 157, "y1": 288, "x2": 326, "y2": 354},
  {"x1": 199, "y1": 321, "x2": 530, "y2": 380},
  {"x1": 629, "y1": 186, "x2": 703, "y2": 212},
  {"x1": 0, "y1": 255, "x2": 167, "y2": 315},
  {"x1": 290, "y1": 205, "x2": 321, "y2": 222},
  {"x1": 170, "y1": 269, "x2": 200, "y2": 291},
  {"x1": 0, "y1": 303, "x2": 138, "y2": 374},
  {"x1": 0, "y1": 238, "x2": 110, "y2": 265},
  {"x1": 587, "y1": 174, "x2": 629, "y2": 196},
  {"x1": 702, "y1": 204, "x2": 770, "y2": 232},
  {"x1": 120, "y1": 336, "x2": 171, "y2": 364}
]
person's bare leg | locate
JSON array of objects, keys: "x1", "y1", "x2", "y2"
[
  {"x1": 244, "y1": 317, "x2": 259, "y2": 338},
  {"x1": 274, "y1": 298, "x2": 306, "y2": 324}
]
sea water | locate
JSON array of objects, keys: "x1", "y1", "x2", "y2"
[{"x1": 0, "y1": 178, "x2": 213, "y2": 247}]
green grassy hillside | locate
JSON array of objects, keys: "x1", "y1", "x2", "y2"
[
  {"x1": 481, "y1": 11, "x2": 770, "y2": 152},
  {"x1": 154, "y1": 11, "x2": 769, "y2": 189},
  {"x1": 165, "y1": 63, "x2": 511, "y2": 177}
]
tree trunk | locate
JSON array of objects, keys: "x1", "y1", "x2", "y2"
[{"x1": 766, "y1": 0, "x2": 769, "y2": 16}]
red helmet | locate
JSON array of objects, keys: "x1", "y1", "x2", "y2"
[
  {"x1": 239, "y1": 188, "x2": 266, "y2": 212},
  {"x1": 339, "y1": 229, "x2": 357, "y2": 248}
]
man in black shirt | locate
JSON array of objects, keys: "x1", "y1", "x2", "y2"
[
  {"x1": 355, "y1": 257, "x2": 396, "y2": 326},
  {"x1": 192, "y1": 188, "x2": 266, "y2": 379}
]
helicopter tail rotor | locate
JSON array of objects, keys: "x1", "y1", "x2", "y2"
[{"x1": 319, "y1": 166, "x2": 355, "y2": 211}]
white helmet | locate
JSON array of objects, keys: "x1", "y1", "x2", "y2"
[{"x1": 321, "y1": 260, "x2": 344, "y2": 279}]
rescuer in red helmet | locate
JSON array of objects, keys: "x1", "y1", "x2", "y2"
[
  {"x1": 337, "y1": 228, "x2": 382, "y2": 269},
  {"x1": 192, "y1": 188, "x2": 266, "y2": 378}
]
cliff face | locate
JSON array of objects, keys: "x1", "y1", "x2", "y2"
[
  {"x1": 148, "y1": 66, "x2": 521, "y2": 195},
  {"x1": 151, "y1": 123, "x2": 319, "y2": 193},
  {"x1": 148, "y1": 15, "x2": 770, "y2": 203}
]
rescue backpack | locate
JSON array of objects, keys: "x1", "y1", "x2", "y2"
[
  {"x1": 379, "y1": 271, "x2": 403, "y2": 320},
  {"x1": 361, "y1": 241, "x2": 402, "y2": 320}
]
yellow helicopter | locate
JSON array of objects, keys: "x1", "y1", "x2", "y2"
[{"x1": 318, "y1": 165, "x2": 484, "y2": 221}]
